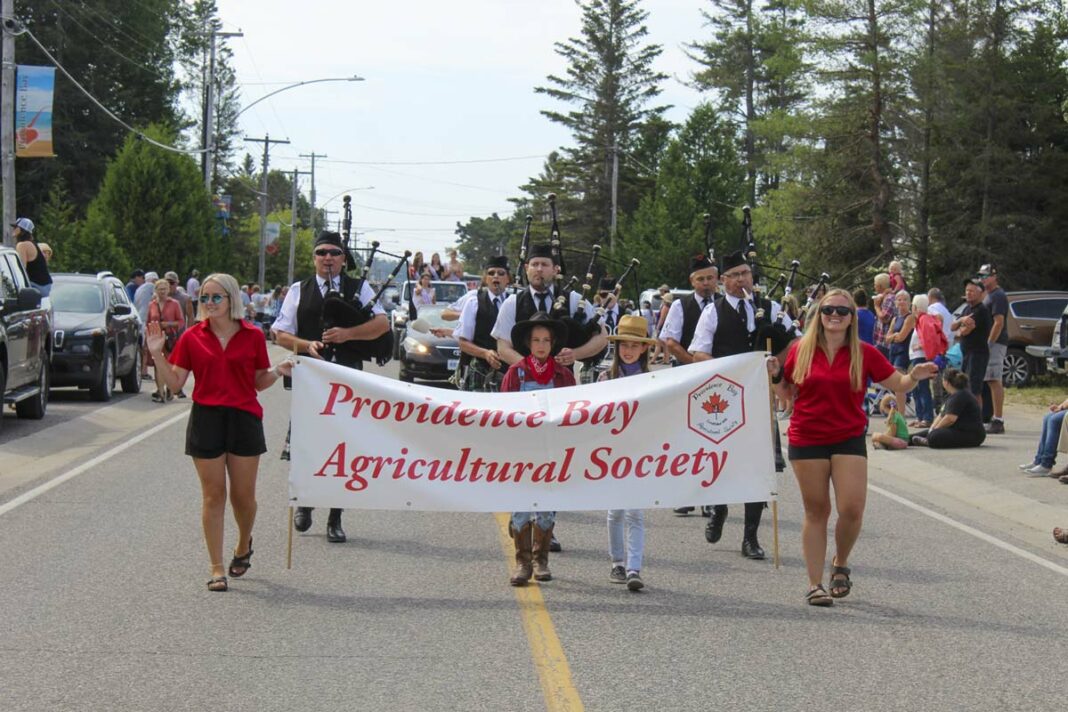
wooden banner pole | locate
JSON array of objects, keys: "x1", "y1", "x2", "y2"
[
  {"x1": 286, "y1": 343, "x2": 299, "y2": 571},
  {"x1": 766, "y1": 337, "x2": 781, "y2": 570}
]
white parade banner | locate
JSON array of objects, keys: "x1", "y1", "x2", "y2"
[{"x1": 289, "y1": 353, "x2": 776, "y2": 512}]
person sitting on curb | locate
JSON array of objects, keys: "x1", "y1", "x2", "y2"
[
  {"x1": 1018, "y1": 395, "x2": 1068, "y2": 477},
  {"x1": 909, "y1": 368, "x2": 985, "y2": 449},
  {"x1": 871, "y1": 394, "x2": 909, "y2": 450}
]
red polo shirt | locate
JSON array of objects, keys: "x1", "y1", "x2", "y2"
[
  {"x1": 783, "y1": 340, "x2": 895, "y2": 446},
  {"x1": 169, "y1": 320, "x2": 270, "y2": 419}
]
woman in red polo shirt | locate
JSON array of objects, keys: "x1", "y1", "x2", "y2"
[
  {"x1": 771, "y1": 288, "x2": 936, "y2": 606},
  {"x1": 146, "y1": 273, "x2": 293, "y2": 593}
]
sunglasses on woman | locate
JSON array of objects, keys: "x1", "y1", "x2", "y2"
[
  {"x1": 198, "y1": 294, "x2": 228, "y2": 304},
  {"x1": 820, "y1": 305, "x2": 854, "y2": 316},
  {"x1": 315, "y1": 249, "x2": 344, "y2": 257}
]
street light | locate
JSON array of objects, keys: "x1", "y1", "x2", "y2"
[
  {"x1": 204, "y1": 30, "x2": 244, "y2": 189},
  {"x1": 236, "y1": 75, "x2": 364, "y2": 119},
  {"x1": 320, "y1": 186, "x2": 375, "y2": 208}
]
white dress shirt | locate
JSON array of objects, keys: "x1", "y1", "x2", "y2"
[
  {"x1": 490, "y1": 286, "x2": 594, "y2": 344},
  {"x1": 689, "y1": 293, "x2": 790, "y2": 355},
  {"x1": 658, "y1": 293, "x2": 716, "y2": 343},
  {"x1": 455, "y1": 289, "x2": 507, "y2": 342}
]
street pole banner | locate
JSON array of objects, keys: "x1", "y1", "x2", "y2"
[
  {"x1": 15, "y1": 66, "x2": 56, "y2": 158},
  {"x1": 289, "y1": 353, "x2": 776, "y2": 512}
]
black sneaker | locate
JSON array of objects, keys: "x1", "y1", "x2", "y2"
[
  {"x1": 673, "y1": 507, "x2": 695, "y2": 516},
  {"x1": 609, "y1": 565, "x2": 626, "y2": 583},
  {"x1": 985, "y1": 419, "x2": 1005, "y2": 434},
  {"x1": 626, "y1": 571, "x2": 644, "y2": 591}
]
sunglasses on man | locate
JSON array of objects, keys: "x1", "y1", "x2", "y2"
[{"x1": 315, "y1": 249, "x2": 344, "y2": 257}]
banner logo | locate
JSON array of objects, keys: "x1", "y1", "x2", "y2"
[{"x1": 688, "y1": 375, "x2": 746, "y2": 444}]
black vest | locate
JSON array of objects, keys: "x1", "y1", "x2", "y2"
[
  {"x1": 473, "y1": 288, "x2": 502, "y2": 351},
  {"x1": 680, "y1": 293, "x2": 715, "y2": 350},
  {"x1": 515, "y1": 288, "x2": 557, "y2": 323},
  {"x1": 710, "y1": 295, "x2": 774, "y2": 358},
  {"x1": 295, "y1": 274, "x2": 363, "y2": 370}
]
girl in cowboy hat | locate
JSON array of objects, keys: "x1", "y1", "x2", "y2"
[
  {"x1": 500, "y1": 311, "x2": 576, "y2": 586},
  {"x1": 597, "y1": 315, "x2": 658, "y2": 591}
]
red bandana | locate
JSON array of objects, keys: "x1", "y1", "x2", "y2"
[{"x1": 522, "y1": 354, "x2": 555, "y2": 385}]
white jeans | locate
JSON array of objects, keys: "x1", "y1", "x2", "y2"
[{"x1": 607, "y1": 509, "x2": 645, "y2": 572}]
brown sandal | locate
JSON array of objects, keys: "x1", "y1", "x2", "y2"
[
  {"x1": 806, "y1": 585, "x2": 833, "y2": 606},
  {"x1": 830, "y1": 564, "x2": 853, "y2": 598},
  {"x1": 1053, "y1": 528, "x2": 1068, "y2": 544}
]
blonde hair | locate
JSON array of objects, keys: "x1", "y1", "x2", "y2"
[
  {"x1": 791, "y1": 288, "x2": 865, "y2": 392},
  {"x1": 196, "y1": 273, "x2": 246, "y2": 321},
  {"x1": 911, "y1": 294, "x2": 929, "y2": 313},
  {"x1": 879, "y1": 393, "x2": 896, "y2": 413},
  {"x1": 873, "y1": 273, "x2": 890, "y2": 291},
  {"x1": 888, "y1": 260, "x2": 903, "y2": 274}
]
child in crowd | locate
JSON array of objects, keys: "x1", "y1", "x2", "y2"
[
  {"x1": 598, "y1": 315, "x2": 655, "y2": 591},
  {"x1": 872, "y1": 393, "x2": 909, "y2": 450},
  {"x1": 500, "y1": 311, "x2": 576, "y2": 586},
  {"x1": 888, "y1": 260, "x2": 908, "y2": 293}
]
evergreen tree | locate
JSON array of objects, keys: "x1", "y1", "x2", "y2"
[
  {"x1": 535, "y1": 0, "x2": 669, "y2": 250},
  {"x1": 34, "y1": 176, "x2": 80, "y2": 273}
]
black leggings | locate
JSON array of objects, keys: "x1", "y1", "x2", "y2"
[{"x1": 915, "y1": 427, "x2": 985, "y2": 449}]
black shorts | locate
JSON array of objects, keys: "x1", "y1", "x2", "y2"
[
  {"x1": 788, "y1": 434, "x2": 867, "y2": 460},
  {"x1": 185, "y1": 403, "x2": 267, "y2": 459}
]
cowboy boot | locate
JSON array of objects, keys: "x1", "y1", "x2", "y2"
[
  {"x1": 704, "y1": 505, "x2": 728, "y2": 543},
  {"x1": 509, "y1": 522, "x2": 534, "y2": 586},
  {"x1": 326, "y1": 508, "x2": 346, "y2": 543},
  {"x1": 532, "y1": 524, "x2": 554, "y2": 581},
  {"x1": 741, "y1": 501, "x2": 766, "y2": 560}
]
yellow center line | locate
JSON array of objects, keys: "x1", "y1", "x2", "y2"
[{"x1": 493, "y1": 513, "x2": 584, "y2": 712}]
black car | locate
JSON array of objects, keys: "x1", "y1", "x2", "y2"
[
  {"x1": 50, "y1": 272, "x2": 143, "y2": 400},
  {"x1": 398, "y1": 304, "x2": 461, "y2": 384},
  {"x1": 0, "y1": 246, "x2": 52, "y2": 430}
]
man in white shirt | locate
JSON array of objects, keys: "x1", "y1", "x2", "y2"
[
  {"x1": 272, "y1": 232, "x2": 389, "y2": 545},
  {"x1": 454, "y1": 255, "x2": 512, "y2": 391},
  {"x1": 658, "y1": 255, "x2": 719, "y2": 366}
]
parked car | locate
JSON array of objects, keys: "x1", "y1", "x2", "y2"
[
  {"x1": 951, "y1": 290, "x2": 1068, "y2": 386},
  {"x1": 50, "y1": 272, "x2": 144, "y2": 400},
  {"x1": 0, "y1": 245, "x2": 52, "y2": 430},
  {"x1": 1027, "y1": 300, "x2": 1068, "y2": 377},
  {"x1": 397, "y1": 303, "x2": 461, "y2": 384},
  {"x1": 391, "y1": 280, "x2": 472, "y2": 359}
]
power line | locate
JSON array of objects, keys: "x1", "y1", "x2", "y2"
[
  {"x1": 15, "y1": 24, "x2": 207, "y2": 155},
  {"x1": 321, "y1": 154, "x2": 546, "y2": 166},
  {"x1": 348, "y1": 201, "x2": 501, "y2": 218},
  {"x1": 47, "y1": 1, "x2": 167, "y2": 79}
]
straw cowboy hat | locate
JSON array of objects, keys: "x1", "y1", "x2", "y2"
[{"x1": 607, "y1": 315, "x2": 657, "y2": 344}]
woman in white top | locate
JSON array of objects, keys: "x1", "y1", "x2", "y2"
[{"x1": 413, "y1": 272, "x2": 436, "y2": 307}]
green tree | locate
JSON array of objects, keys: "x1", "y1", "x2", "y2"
[
  {"x1": 82, "y1": 125, "x2": 215, "y2": 275},
  {"x1": 34, "y1": 176, "x2": 81, "y2": 272},
  {"x1": 535, "y1": 0, "x2": 669, "y2": 249},
  {"x1": 454, "y1": 213, "x2": 520, "y2": 274}
]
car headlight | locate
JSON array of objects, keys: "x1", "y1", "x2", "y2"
[{"x1": 403, "y1": 336, "x2": 429, "y2": 354}]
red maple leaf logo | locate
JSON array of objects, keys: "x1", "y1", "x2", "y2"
[{"x1": 701, "y1": 393, "x2": 729, "y2": 415}]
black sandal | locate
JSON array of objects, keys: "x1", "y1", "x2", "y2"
[
  {"x1": 228, "y1": 538, "x2": 253, "y2": 578},
  {"x1": 806, "y1": 585, "x2": 833, "y2": 606},
  {"x1": 207, "y1": 576, "x2": 228, "y2": 592},
  {"x1": 830, "y1": 564, "x2": 852, "y2": 598}
]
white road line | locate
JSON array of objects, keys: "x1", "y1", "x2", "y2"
[
  {"x1": 869, "y1": 483, "x2": 1068, "y2": 578},
  {"x1": 0, "y1": 410, "x2": 188, "y2": 518}
]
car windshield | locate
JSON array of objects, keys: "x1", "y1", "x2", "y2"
[
  {"x1": 414, "y1": 304, "x2": 452, "y2": 329},
  {"x1": 402, "y1": 280, "x2": 470, "y2": 305},
  {"x1": 52, "y1": 283, "x2": 104, "y2": 314}
]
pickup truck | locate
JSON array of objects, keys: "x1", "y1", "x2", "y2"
[{"x1": 0, "y1": 245, "x2": 52, "y2": 431}]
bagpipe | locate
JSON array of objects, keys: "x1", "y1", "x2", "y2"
[{"x1": 319, "y1": 196, "x2": 410, "y2": 366}]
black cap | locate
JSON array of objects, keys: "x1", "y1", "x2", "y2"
[
  {"x1": 721, "y1": 250, "x2": 748, "y2": 273},
  {"x1": 528, "y1": 243, "x2": 556, "y2": 264},
  {"x1": 486, "y1": 255, "x2": 510, "y2": 272},
  {"x1": 977, "y1": 263, "x2": 997, "y2": 277},
  {"x1": 314, "y1": 231, "x2": 344, "y2": 248},
  {"x1": 598, "y1": 277, "x2": 615, "y2": 292},
  {"x1": 511, "y1": 311, "x2": 568, "y2": 356},
  {"x1": 689, "y1": 254, "x2": 714, "y2": 274},
  {"x1": 130, "y1": 269, "x2": 145, "y2": 279},
  {"x1": 963, "y1": 277, "x2": 984, "y2": 288}
]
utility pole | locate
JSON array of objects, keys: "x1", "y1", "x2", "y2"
[
  {"x1": 288, "y1": 167, "x2": 311, "y2": 285},
  {"x1": 203, "y1": 29, "x2": 243, "y2": 191},
  {"x1": 609, "y1": 140, "x2": 619, "y2": 254},
  {"x1": 244, "y1": 134, "x2": 289, "y2": 289},
  {"x1": 2, "y1": 7, "x2": 17, "y2": 247},
  {"x1": 299, "y1": 151, "x2": 326, "y2": 234}
]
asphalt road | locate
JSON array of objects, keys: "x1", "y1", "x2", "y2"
[{"x1": 2, "y1": 353, "x2": 1067, "y2": 712}]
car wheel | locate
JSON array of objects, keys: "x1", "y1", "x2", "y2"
[
  {"x1": 120, "y1": 349, "x2": 143, "y2": 394},
  {"x1": 89, "y1": 350, "x2": 116, "y2": 401},
  {"x1": 16, "y1": 358, "x2": 49, "y2": 419},
  {"x1": 1002, "y1": 348, "x2": 1030, "y2": 387}
]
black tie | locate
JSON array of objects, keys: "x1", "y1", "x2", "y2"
[
  {"x1": 700, "y1": 297, "x2": 708, "y2": 310},
  {"x1": 737, "y1": 298, "x2": 746, "y2": 319},
  {"x1": 537, "y1": 292, "x2": 548, "y2": 313},
  {"x1": 494, "y1": 296, "x2": 502, "y2": 310},
  {"x1": 606, "y1": 311, "x2": 615, "y2": 330}
]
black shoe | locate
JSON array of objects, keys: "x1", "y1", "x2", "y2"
[
  {"x1": 609, "y1": 565, "x2": 627, "y2": 583},
  {"x1": 742, "y1": 537, "x2": 766, "y2": 560},
  {"x1": 326, "y1": 509, "x2": 346, "y2": 543},
  {"x1": 704, "y1": 505, "x2": 727, "y2": 543},
  {"x1": 293, "y1": 507, "x2": 312, "y2": 533},
  {"x1": 549, "y1": 535, "x2": 561, "y2": 553},
  {"x1": 673, "y1": 507, "x2": 695, "y2": 516},
  {"x1": 626, "y1": 571, "x2": 644, "y2": 591}
]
